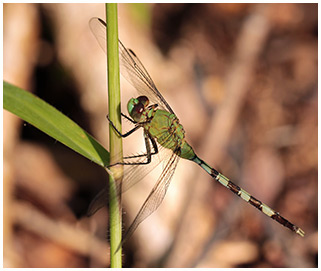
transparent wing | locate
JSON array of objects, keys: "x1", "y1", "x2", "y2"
[
  {"x1": 119, "y1": 150, "x2": 180, "y2": 248},
  {"x1": 89, "y1": 17, "x2": 175, "y2": 114},
  {"x1": 87, "y1": 131, "x2": 174, "y2": 216}
]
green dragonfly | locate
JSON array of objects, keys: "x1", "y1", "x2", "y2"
[{"x1": 89, "y1": 17, "x2": 305, "y2": 248}]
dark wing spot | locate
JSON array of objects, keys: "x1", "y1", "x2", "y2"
[
  {"x1": 129, "y1": 49, "x2": 137, "y2": 57},
  {"x1": 98, "y1": 18, "x2": 107, "y2": 27}
]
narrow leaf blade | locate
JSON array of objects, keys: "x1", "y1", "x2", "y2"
[{"x1": 3, "y1": 81, "x2": 109, "y2": 167}]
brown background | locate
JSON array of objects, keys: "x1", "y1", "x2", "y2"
[{"x1": 3, "y1": 3, "x2": 317, "y2": 268}]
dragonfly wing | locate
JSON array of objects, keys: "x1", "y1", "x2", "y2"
[
  {"x1": 87, "y1": 185, "x2": 108, "y2": 216},
  {"x1": 89, "y1": 17, "x2": 108, "y2": 55},
  {"x1": 89, "y1": 17, "x2": 175, "y2": 114},
  {"x1": 120, "y1": 150, "x2": 180, "y2": 247},
  {"x1": 87, "y1": 144, "x2": 172, "y2": 216},
  {"x1": 118, "y1": 41, "x2": 175, "y2": 114},
  {"x1": 119, "y1": 144, "x2": 172, "y2": 193}
]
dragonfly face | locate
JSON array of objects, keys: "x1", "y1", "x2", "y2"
[{"x1": 127, "y1": 95, "x2": 150, "y2": 122}]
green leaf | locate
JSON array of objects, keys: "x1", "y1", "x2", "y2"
[{"x1": 3, "y1": 81, "x2": 109, "y2": 167}]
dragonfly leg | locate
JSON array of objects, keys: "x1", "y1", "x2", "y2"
[
  {"x1": 123, "y1": 133, "x2": 158, "y2": 159},
  {"x1": 108, "y1": 132, "x2": 157, "y2": 167},
  {"x1": 107, "y1": 114, "x2": 141, "y2": 137},
  {"x1": 121, "y1": 113, "x2": 136, "y2": 124}
]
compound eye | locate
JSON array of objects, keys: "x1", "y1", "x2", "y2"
[
  {"x1": 131, "y1": 103, "x2": 144, "y2": 121},
  {"x1": 137, "y1": 96, "x2": 149, "y2": 107}
]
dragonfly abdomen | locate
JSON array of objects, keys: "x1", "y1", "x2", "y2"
[{"x1": 192, "y1": 156, "x2": 305, "y2": 237}]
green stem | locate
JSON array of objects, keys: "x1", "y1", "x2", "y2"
[{"x1": 106, "y1": 3, "x2": 123, "y2": 267}]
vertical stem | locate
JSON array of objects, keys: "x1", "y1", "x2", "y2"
[{"x1": 106, "y1": 3, "x2": 123, "y2": 267}]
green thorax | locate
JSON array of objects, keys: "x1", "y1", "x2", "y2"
[{"x1": 145, "y1": 109, "x2": 195, "y2": 160}]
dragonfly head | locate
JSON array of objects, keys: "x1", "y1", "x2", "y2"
[{"x1": 127, "y1": 96, "x2": 149, "y2": 122}]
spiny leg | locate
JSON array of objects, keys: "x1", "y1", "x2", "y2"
[
  {"x1": 121, "y1": 113, "x2": 135, "y2": 124},
  {"x1": 123, "y1": 133, "x2": 158, "y2": 160},
  {"x1": 106, "y1": 115, "x2": 160, "y2": 167},
  {"x1": 106, "y1": 114, "x2": 141, "y2": 137},
  {"x1": 107, "y1": 114, "x2": 153, "y2": 138},
  {"x1": 108, "y1": 132, "x2": 157, "y2": 167},
  {"x1": 193, "y1": 156, "x2": 305, "y2": 237}
]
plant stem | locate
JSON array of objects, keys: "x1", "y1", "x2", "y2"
[{"x1": 106, "y1": 3, "x2": 123, "y2": 267}]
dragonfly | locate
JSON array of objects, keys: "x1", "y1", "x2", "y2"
[{"x1": 89, "y1": 17, "x2": 305, "y2": 249}]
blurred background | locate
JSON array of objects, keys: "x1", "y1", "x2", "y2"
[{"x1": 3, "y1": 3, "x2": 317, "y2": 268}]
